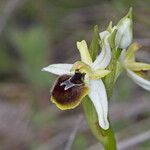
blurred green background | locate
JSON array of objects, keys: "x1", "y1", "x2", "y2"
[{"x1": 0, "y1": 0, "x2": 150, "y2": 150}]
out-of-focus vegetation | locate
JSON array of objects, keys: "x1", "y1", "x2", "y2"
[{"x1": 0, "y1": 0, "x2": 150, "y2": 150}]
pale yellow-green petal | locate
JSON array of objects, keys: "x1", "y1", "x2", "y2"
[
  {"x1": 125, "y1": 42, "x2": 141, "y2": 62},
  {"x1": 126, "y1": 62, "x2": 150, "y2": 71},
  {"x1": 77, "y1": 40, "x2": 93, "y2": 66},
  {"x1": 90, "y1": 69, "x2": 111, "y2": 80}
]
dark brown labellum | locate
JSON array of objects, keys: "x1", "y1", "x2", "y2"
[{"x1": 51, "y1": 71, "x2": 89, "y2": 110}]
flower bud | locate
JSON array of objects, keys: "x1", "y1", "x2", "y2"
[{"x1": 115, "y1": 8, "x2": 133, "y2": 49}]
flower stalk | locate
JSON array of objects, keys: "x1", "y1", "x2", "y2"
[{"x1": 83, "y1": 97, "x2": 116, "y2": 150}]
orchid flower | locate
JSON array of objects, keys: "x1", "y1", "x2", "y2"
[
  {"x1": 42, "y1": 31, "x2": 111, "y2": 130},
  {"x1": 120, "y1": 42, "x2": 150, "y2": 91}
]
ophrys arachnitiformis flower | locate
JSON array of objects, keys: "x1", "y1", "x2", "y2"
[{"x1": 42, "y1": 32, "x2": 112, "y2": 130}]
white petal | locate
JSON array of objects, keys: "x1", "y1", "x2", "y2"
[
  {"x1": 127, "y1": 69, "x2": 150, "y2": 91},
  {"x1": 42, "y1": 64, "x2": 73, "y2": 75},
  {"x1": 88, "y1": 79, "x2": 109, "y2": 130},
  {"x1": 92, "y1": 34, "x2": 111, "y2": 69}
]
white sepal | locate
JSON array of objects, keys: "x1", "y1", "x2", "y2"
[
  {"x1": 88, "y1": 79, "x2": 109, "y2": 130},
  {"x1": 92, "y1": 34, "x2": 111, "y2": 69},
  {"x1": 127, "y1": 69, "x2": 150, "y2": 91},
  {"x1": 41, "y1": 64, "x2": 73, "y2": 75}
]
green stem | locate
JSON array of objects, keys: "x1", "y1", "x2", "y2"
[
  {"x1": 103, "y1": 128, "x2": 116, "y2": 150},
  {"x1": 83, "y1": 97, "x2": 116, "y2": 150}
]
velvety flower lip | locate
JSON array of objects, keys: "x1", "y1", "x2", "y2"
[
  {"x1": 120, "y1": 43, "x2": 150, "y2": 91},
  {"x1": 60, "y1": 70, "x2": 85, "y2": 90},
  {"x1": 42, "y1": 32, "x2": 112, "y2": 130},
  {"x1": 51, "y1": 73, "x2": 89, "y2": 110}
]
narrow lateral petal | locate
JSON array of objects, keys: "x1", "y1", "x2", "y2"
[
  {"x1": 92, "y1": 33, "x2": 111, "y2": 69},
  {"x1": 42, "y1": 64, "x2": 73, "y2": 75},
  {"x1": 88, "y1": 79, "x2": 109, "y2": 130},
  {"x1": 127, "y1": 69, "x2": 150, "y2": 91},
  {"x1": 127, "y1": 62, "x2": 150, "y2": 71},
  {"x1": 125, "y1": 42, "x2": 141, "y2": 62},
  {"x1": 91, "y1": 69, "x2": 111, "y2": 79},
  {"x1": 77, "y1": 40, "x2": 93, "y2": 66}
]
